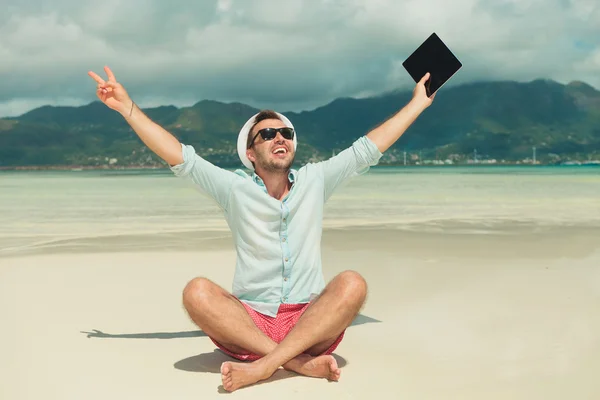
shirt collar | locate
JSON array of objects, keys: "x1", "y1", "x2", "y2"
[{"x1": 252, "y1": 169, "x2": 297, "y2": 192}]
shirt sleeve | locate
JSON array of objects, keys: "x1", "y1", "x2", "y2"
[
  {"x1": 317, "y1": 135, "x2": 383, "y2": 201},
  {"x1": 169, "y1": 143, "x2": 240, "y2": 210}
]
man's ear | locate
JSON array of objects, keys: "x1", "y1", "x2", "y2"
[{"x1": 246, "y1": 148, "x2": 256, "y2": 163}]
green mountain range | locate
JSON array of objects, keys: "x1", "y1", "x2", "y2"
[{"x1": 1, "y1": 78, "x2": 599, "y2": 168}]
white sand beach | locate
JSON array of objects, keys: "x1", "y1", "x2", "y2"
[{"x1": 2, "y1": 226, "x2": 600, "y2": 400}]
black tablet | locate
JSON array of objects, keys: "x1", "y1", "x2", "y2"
[{"x1": 402, "y1": 33, "x2": 462, "y2": 97}]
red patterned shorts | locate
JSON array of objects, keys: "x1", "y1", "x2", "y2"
[{"x1": 210, "y1": 301, "x2": 345, "y2": 361}]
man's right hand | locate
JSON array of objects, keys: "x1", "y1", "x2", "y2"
[
  {"x1": 88, "y1": 66, "x2": 133, "y2": 117},
  {"x1": 87, "y1": 65, "x2": 184, "y2": 166}
]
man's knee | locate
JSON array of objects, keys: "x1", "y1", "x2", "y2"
[
  {"x1": 182, "y1": 277, "x2": 219, "y2": 311},
  {"x1": 336, "y1": 270, "x2": 367, "y2": 302}
]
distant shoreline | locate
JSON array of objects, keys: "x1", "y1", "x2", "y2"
[
  {"x1": 1, "y1": 162, "x2": 599, "y2": 172},
  {"x1": 0, "y1": 165, "x2": 169, "y2": 171}
]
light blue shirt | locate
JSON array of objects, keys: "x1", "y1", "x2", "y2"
[{"x1": 170, "y1": 136, "x2": 383, "y2": 317}]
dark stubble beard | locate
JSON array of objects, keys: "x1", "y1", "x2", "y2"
[{"x1": 255, "y1": 149, "x2": 294, "y2": 173}]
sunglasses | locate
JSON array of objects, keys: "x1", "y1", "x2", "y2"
[{"x1": 248, "y1": 127, "x2": 295, "y2": 148}]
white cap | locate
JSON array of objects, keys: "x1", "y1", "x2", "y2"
[{"x1": 237, "y1": 111, "x2": 297, "y2": 170}]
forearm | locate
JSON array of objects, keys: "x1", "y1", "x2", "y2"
[
  {"x1": 121, "y1": 103, "x2": 183, "y2": 166},
  {"x1": 366, "y1": 99, "x2": 429, "y2": 153}
]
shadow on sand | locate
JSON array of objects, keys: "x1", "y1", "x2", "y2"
[
  {"x1": 80, "y1": 313, "x2": 381, "y2": 340},
  {"x1": 81, "y1": 313, "x2": 379, "y2": 391}
]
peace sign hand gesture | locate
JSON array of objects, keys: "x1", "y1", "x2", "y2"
[{"x1": 88, "y1": 66, "x2": 134, "y2": 116}]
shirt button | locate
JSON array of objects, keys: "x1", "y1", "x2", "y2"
[
  {"x1": 283, "y1": 297, "x2": 288, "y2": 302},
  {"x1": 283, "y1": 218, "x2": 287, "y2": 222},
  {"x1": 285, "y1": 257, "x2": 289, "y2": 262},
  {"x1": 284, "y1": 277, "x2": 288, "y2": 281},
  {"x1": 282, "y1": 238, "x2": 286, "y2": 242}
]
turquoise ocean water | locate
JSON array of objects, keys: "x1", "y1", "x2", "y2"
[{"x1": 1, "y1": 166, "x2": 598, "y2": 256}]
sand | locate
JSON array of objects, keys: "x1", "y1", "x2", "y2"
[{"x1": 1, "y1": 227, "x2": 600, "y2": 399}]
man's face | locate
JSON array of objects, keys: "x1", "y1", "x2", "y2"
[{"x1": 247, "y1": 118, "x2": 295, "y2": 172}]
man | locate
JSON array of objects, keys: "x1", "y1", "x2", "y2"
[{"x1": 88, "y1": 66, "x2": 434, "y2": 392}]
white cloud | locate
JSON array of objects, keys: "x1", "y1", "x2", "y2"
[
  {"x1": 217, "y1": 0, "x2": 233, "y2": 13},
  {"x1": 1, "y1": 0, "x2": 599, "y2": 117},
  {"x1": 573, "y1": 48, "x2": 600, "y2": 74}
]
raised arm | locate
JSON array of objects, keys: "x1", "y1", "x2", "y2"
[
  {"x1": 88, "y1": 66, "x2": 183, "y2": 166},
  {"x1": 317, "y1": 73, "x2": 437, "y2": 200},
  {"x1": 366, "y1": 72, "x2": 435, "y2": 153}
]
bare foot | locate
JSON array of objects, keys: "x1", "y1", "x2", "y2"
[
  {"x1": 220, "y1": 361, "x2": 273, "y2": 392},
  {"x1": 286, "y1": 354, "x2": 341, "y2": 381}
]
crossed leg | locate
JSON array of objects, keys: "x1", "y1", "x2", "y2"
[{"x1": 182, "y1": 270, "x2": 367, "y2": 392}]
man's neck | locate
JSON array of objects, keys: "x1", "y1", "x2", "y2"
[{"x1": 255, "y1": 169, "x2": 291, "y2": 201}]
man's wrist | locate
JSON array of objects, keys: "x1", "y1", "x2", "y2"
[
  {"x1": 406, "y1": 97, "x2": 429, "y2": 114},
  {"x1": 120, "y1": 100, "x2": 135, "y2": 119}
]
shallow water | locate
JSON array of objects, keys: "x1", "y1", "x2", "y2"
[{"x1": 1, "y1": 166, "x2": 598, "y2": 256}]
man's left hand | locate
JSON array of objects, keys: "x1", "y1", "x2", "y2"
[{"x1": 412, "y1": 72, "x2": 436, "y2": 110}]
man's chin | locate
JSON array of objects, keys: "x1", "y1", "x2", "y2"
[{"x1": 261, "y1": 158, "x2": 294, "y2": 172}]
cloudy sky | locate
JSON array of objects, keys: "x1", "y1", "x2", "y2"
[{"x1": 1, "y1": 0, "x2": 599, "y2": 117}]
